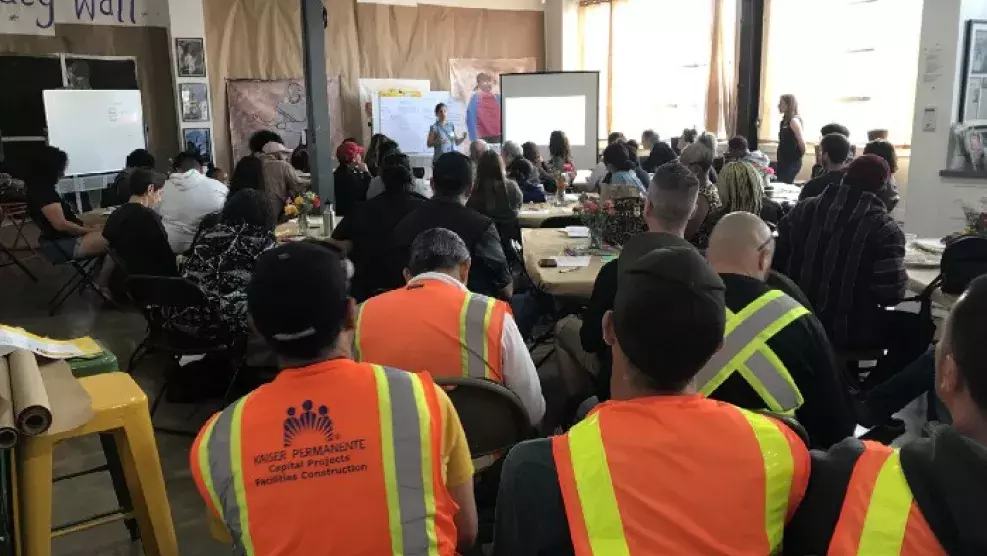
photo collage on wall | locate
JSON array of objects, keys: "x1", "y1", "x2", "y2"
[{"x1": 176, "y1": 37, "x2": 212, "y2": 162}]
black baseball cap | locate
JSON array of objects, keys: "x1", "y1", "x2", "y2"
[
  {"x1": 247, "y1": 242, "x2": 349, "y2": 359},
  {"x1": 432, "y1": 151, "x2": 473, "y2": 196},
  {"x1": 614, "y1": 240, "x2": 726, "y2": 389}
]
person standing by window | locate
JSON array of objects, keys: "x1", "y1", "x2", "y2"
[
  {"x1": 427, "y1": 103, "x2": 467, "y2": 163},
  {"x1": 776, "y1": 94, "x2": 806, "y2": 183}
]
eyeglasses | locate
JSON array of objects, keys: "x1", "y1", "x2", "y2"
[{"x1": 757, "y1": 231, "x2": 778, "y2": 252}]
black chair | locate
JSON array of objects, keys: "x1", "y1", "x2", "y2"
[
  {"x1": 126, "y1": 275, "x2": 244, "y2": 435},
  {"x1": 40, "y1": 239, "x2": 109, "y2": 316},
  {"x1": 540, "y1": 215, "x2": 582, "y2": 229},
  {"x1": 435, "y1": 377, "x2": 532, "y2": 546}
]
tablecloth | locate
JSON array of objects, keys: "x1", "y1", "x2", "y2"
[{"x1": 522, "y1": 228, "x2": 613, "y2": 298}]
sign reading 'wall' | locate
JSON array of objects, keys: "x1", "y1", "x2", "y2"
[{"x1": 0, "y1": 0, "x2": 167, "y2": 36}]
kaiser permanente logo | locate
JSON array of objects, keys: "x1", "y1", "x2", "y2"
[{"x1": 252, "y1": 400, "x2": 368, "y2": 487}]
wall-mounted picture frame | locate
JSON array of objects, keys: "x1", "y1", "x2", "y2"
[
  {"x1": 180, "y1": 83, "x2": 210, "y2": 122},
  {"x1": 183, "y1": 128, "x2": 212, "y2": 161},
  {"x1": 959, "y1": 20, "x2": 987, "y2": 121},
  {"x1": 175, "y1": 38, "x2": 206, "y2": 78}
]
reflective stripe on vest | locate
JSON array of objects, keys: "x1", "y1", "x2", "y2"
[
  {"x1": 459, "y1": 293, "x2": 497, "y2": 380},
  {"x1": 196, "y1": 365, "x2": 442, "y2": 556},
  {"x1": 828, "y1": 445, "x2": 945, "y2": 556},
  {"x1": 696, "y1": 290, "x2": 808, "y2": 414},
  {"x1": 555, "y1": 407, "x2": 796, "y2": 555}
]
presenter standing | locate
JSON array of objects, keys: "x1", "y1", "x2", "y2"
[{"x1": 427, "y1": 103, "x2": 467, "y2": 162}]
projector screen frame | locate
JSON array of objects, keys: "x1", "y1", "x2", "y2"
[{"x1": 499, "y1": 70, "x2": 601, "y2": 171}]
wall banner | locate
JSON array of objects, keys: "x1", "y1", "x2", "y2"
[{"x1": 0, "y1": 0, "x2": 168, "y2": 37}]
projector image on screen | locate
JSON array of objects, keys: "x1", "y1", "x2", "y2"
[
  {"x1": 501, "y1": 71, "x2": 600, "y2": 171},
  {"x1": 503, "y1": 96, "x2": 586, "y2": 147}
]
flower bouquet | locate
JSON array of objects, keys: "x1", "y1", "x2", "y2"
[
  {"x1": 284, "y1": 191, "x2": 322, "y2": 236},
  {"x1": 573, "y1": 199, "x2": 615, "y2": 250}
]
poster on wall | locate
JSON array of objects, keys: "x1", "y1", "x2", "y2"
[
  {"x1": 449, "y1": 58, "x2": 536, "y2": 144},
  {"x1": 0, "y1": 0, "x2": 168, "y2": 36},
  {"x1": 227, "y1": 77, "x2": 344, "y2": 163},
  {"x1": 180, "y1": 83, "x2": 210, "y2": 122},
  {"x1": 960, "y1": 20, "x2": 987, "y2": 121},
  {"x1": 358, "y1": 78, "x2": 431, "y2": 145},
  {"x1": 176, "y1": 38, "x2": 206, "y2": 78},
  {"x1": 183, "y1": 128, "x2": 212, "y2": 161}
]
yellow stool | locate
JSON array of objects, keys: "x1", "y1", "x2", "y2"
[{"x1": 15, "y1": 372, "x2": 178, "y2": 556}]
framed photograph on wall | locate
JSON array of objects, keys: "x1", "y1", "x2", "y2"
[
  {"x1": 175, "y1": 38, "x2": 206, "y2": 78},
  {"x1": 183, "y1": 128, "x2": 212, "y2": 161},
  {"x1": 180, "y1": 83, "x2": 210, "y2": 122},
  {"x1": 959, "y1": 20, "x2": 987, "y2": 121}
]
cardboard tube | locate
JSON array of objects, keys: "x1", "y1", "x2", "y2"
[
  {"x1": 8, "y1": 350, "x2": 52, "y2": 436},
  {"x1": 0, "y1": 358, "x2": 17, "y2": 449}
]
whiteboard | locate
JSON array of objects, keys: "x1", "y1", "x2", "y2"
[
  {"x1": 377, "y1": 92, "x2": 466, "y2": 156},
  {"x1": 43, "y1": 89, "x2": 146, "y2": 176}
]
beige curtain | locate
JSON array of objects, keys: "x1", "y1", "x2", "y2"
[
  {"x1": 706, "y1": 0, "x2": 738, "y2": 137},
  {"x1": 204, "y1": 0, "x2": 544, "y2": 169},
  {"x1": 577, "y1": 1, "x2": 612, "y2": 137}
]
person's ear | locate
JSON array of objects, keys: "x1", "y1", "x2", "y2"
[
  {"x1": 403, "y1": 268, "x2": 412, "y2": 283},
  {"x1": 644, "y1": 198, "x2": 654, "y2": 220},
  {"x1": 460, "y1": 259, "x2": 472, "y2": 283},
  {"x1": 937, "y1": 351, "x2": 960, "y2": 401},
  {"x1": 342, "y1": 298, "x2": 358, "y2": 331},
  {"x1": 602, "y1": 310, "x2": 616, "y2": 347},
  {"x1": 758, "y1": 246, "x2": 773, "y2": 275},
  {"x1": 144, "y1": 184, "x2": 154, "y2": 197}
]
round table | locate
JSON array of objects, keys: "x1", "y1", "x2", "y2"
[{"x1": 521, "y1": 228, "x2": 615, "y2": 298}]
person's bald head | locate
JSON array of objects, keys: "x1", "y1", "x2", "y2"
[{"x1": 706, "y1": 211, "x2": 774, "y2": 280}]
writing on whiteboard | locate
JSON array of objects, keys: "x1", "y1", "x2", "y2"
[{"x1": 0, "y1": 0, "x2": 166, "y2": 36}]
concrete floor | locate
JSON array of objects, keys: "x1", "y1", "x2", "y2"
[{"x1": 0, "y1": 231, "x2": 568, "y2": 555}]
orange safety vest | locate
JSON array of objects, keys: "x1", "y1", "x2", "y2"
[
  {"x1": 552, "y1": 397, "x2": 809, "y2": 555},
  {"x1": 827, "y1": 442, "x2": 946, "y2": 556},
  {"x1": 190, "y1": 360, "x2": 458, "y2": 555},
  {"x1": 354, "y1": 277, "x2": 508, "y2": 382}
]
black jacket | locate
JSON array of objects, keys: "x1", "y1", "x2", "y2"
[
  {"x1": 641, "y1": 142, "x2": 678, "y2": 173},
  {"x1": 716, "y1": 274, "x2": 855, "y2": 448},
  {"x1": 333, "y1": 165, "x2": 371, "y2": 217},
  {"x1": 785, "y1": 428, "x2": 987, "y2": 555}
]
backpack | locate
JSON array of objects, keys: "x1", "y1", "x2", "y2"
[{"x1": 940, "y1": 235, "x2": 987, "y2": 294}]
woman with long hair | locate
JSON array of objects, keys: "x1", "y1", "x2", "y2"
[
  {"x1": 776, "y1": 94, "x2": 806, "y2": 183},
  {"x1": 547, "y1": 130, "x2": 576, "y2": 190},
  {"x1": 680, "y1": 133, "x2": 722, "y2": 246},
  {"x1": 468, "y1": 149, "x2": 522, "y2": 225},
  {"x1": 364, "y1": 133, "x2": 387, "y2": 176},
  {"x1": 600, "y1": 141, "x2": 644, "y2": 202}
]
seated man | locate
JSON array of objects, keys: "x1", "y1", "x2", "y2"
[
  {"x1": 785, "y1": 275, "x2": 987, "y2": 556},
  {"x1": 495, "y1": 246, "x2": 810, "y2": 555},
  {"x1": 798, "y1": 132, "x2": 851, "y2": 201},
  {"x1": 356, "y1": 227, "x2": 544, "y2": 426},
  {"x1": 391, "y1": 152, "x2": 512, "y2": 300},
  {"x1": 556, "y1": 162, "x2": 698, "y2": 401},
  {"x1": 775, "y1": 154, "x2": 932, "y2": 386},
  {"x1": 190, "y1": 241, "x2": 478, "y2": 555},
  {"x1": 102, "y1": 168, "x2": 176, "y2": 278},
  {"x1": 157, "y1": 150, "x2": 228, "y2": 253},
  {"x1": 26, "y1": 145, "x2": 107, "y2": 261},
  {"x1": 703, "y1": 212, "x2": 855, "y2": 448}
]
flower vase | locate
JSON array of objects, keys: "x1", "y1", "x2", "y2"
[
  {"x1": 589, "y1": 226, "x2": 604, "y2": 250},
  {"x1": 298, "y1": 213, "x2": 309, "y2": 236}
]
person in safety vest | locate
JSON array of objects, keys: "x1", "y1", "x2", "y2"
[
  {"x1": 494, "y1": 245, "x2": 811, "y2": 556},
  {"x1": 355, "y1": 227, "x2": 545, "y2": 426},
  {"x1": 784, "y1": 275, "x2": 987, "y2": 555},
  {"x1": 704, "y1": 211, "x2": 856, "y2": 448},
  {"x1": 189, "y1": 242, "x2": 478, "y2": 555}
]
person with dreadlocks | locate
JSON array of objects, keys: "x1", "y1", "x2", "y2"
[{"x1": 692, "y1": 161, "x2": 782, "y2": 249}]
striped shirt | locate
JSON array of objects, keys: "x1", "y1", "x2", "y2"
[{"x1": 773, "y1": 183, "x2": 907, "y2": 349}]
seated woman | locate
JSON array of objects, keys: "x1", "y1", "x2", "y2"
[
  {"x1": 331, "y1": 151, "x2": 428, "y2": 301},
  {"x1": 102, "y1": 168, "x2": 177, "y2": 278},
  {"x1": 508, "y1": 158, "x2": 547, "y2": 203},
  {"x1": 522, "y1": 141, "x2": 556, "y2": 190},
  {"x1": 26, "y1": 146, "x2": 107, "y2": 262},
  {"x1": 681, "y1": 134, "x2": 723, "y2": 248},
  {"x1": 692, "y1": 161, "x2": 782, "y2": 250},
  {"x1": 547, "y1": 130, "x2": 577, "y2": 192},
  {"x1": 468, "y1": 149, "x2": 523, "y2": 224},
  {"x1": 599, "y1": 141, "x2": 645, "y2": 202},
  {"x1": 182, "y1": 189, "x2": 277, "y2": 337}
]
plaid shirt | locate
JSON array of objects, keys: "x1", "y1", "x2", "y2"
[{"x1": 774, "y1": 184, "x2": 907, "y2": 348}]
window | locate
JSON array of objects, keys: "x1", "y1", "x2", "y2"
[
  {"x1": 760, "y1": 0, "x2": 923, "y2": 146},
  {"x1": 578, "y1": 0, "x2": 717, "y2": 142}
]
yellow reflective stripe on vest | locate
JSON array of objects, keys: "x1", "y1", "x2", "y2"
[
  {"x1": 373, "y1": 364, "x2": 441, "y2": 556},
  {"x1": 566, "y1": 413, "x2": 631, "y2": 556},
  {"x1": 353, "y1": 302, "x2": 366, "y2": 361},
  {"x1": 697, "y1": 290, "x2": 808, "y2": 413},
  {"x1": 199, "y1": 393, "x2": 257, "y2": 555},
  {"x1": 459, "y1": 293, "x2": 496, "y2": 380},
  {"x1": 857, "y1": 451, "x2": 913, "y2": 556},
  {"x1": 737, "y1": 409, "x2": 795, "y2": 553}
]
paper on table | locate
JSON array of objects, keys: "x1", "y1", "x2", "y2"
[
  {"x1": 520, "y1": 209, "x2": 551, "y2": 215},
  {"x1": 0, "y1": 325, "x2": 102, "y2": 359},
  {"x1": 564, "y1": 193, "x2": 580, "y2": 203},
  {"x1": 565, "y1": 226, "x2": 590, "y2": 238},
  {"x1": 552, "y1": 256, "x2": 591, "y2": 267}
]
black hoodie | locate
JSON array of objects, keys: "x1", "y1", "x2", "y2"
[{"x1": 784, "y1": 426, "x2": 987, "y2": 555}]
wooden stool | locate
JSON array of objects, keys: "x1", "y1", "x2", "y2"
[{"x1": 15, "y1": 372, "x2": 178, "y2": 556}]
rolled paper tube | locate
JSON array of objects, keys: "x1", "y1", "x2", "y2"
[
  {"x1": 0, "y1": 358, "x2": 17, "y2": 449},
  {"x1": 8, "y1": 350, "x2": 52, "y2": 436}
]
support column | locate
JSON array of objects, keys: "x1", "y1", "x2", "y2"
[
  {"x1": 301, "y1": 0, "x2": 334, "y2": 203},
  {"x1": 736, "y1": 0, "x2": 765, "y2": 149}
]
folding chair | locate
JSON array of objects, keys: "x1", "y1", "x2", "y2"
[
  {"x1": 126, "y1": 275, "x2": 245, "y2": 436},
  {"x1": 40, "y1": 238, "x2": 109, "y2": 316},
  {"x1": 0, "y1": 202, "x2": 38, "y2": 281}
]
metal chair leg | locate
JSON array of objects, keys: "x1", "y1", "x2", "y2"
[{"x1": 98, "y1": 434, "x2": 140, "y2": 541}]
